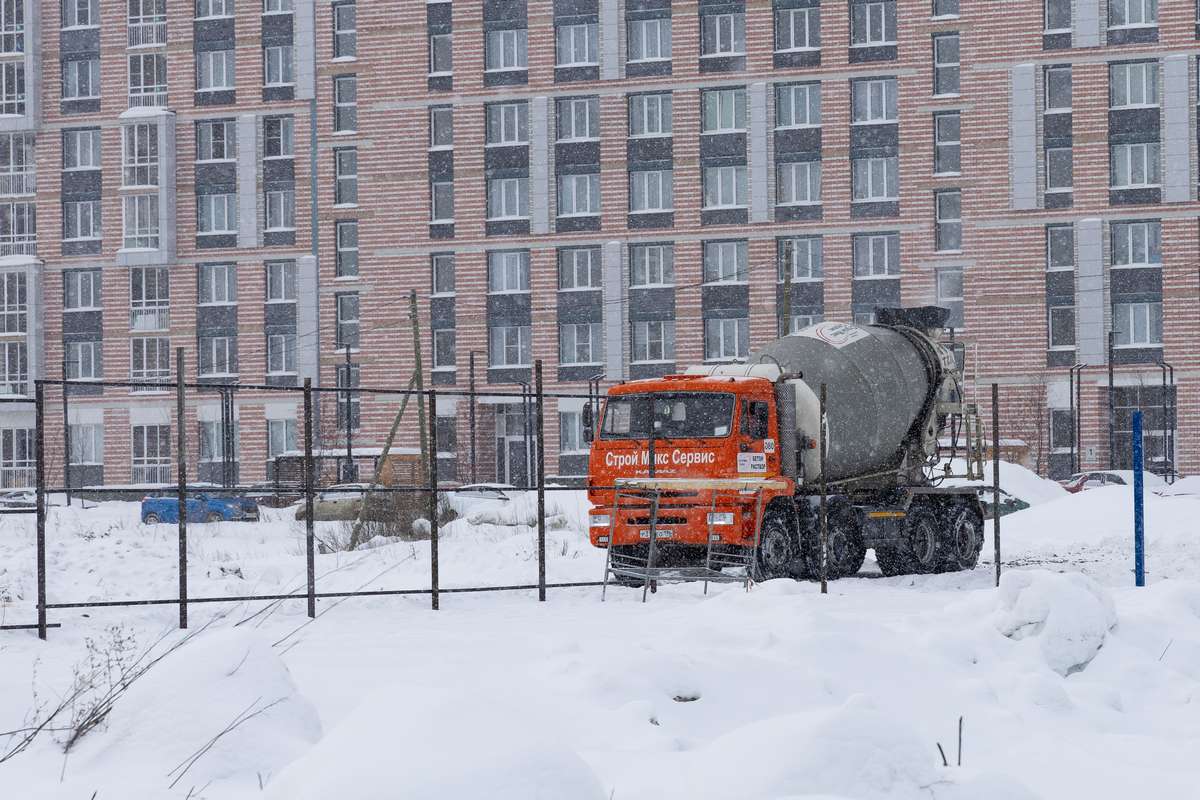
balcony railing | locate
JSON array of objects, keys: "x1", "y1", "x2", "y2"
[
  {"x1": 0, "y1": 168, "x2": 34, "y2": 197},
  {"x1": 0, "y1": 465, "x2": 33, "y2": 488},
  {"x1": 0, "y1": 234, "x2": 35, "y2": 257},
  {"x1": 128, "y1": 18, "x2": 166, "y2": 47},
  {"x1": 131, "y1": 463, "x2": 171, "y2": 485},
  {"x1": 130, "y1": 307, "x2": 169, "y2": 332},
  {"x1": 128, "y1": 87, "x2": 167, "y2": 108}
]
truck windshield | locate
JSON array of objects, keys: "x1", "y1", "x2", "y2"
[{"x1": 600, "y1": 393, "x2": 735, "y2": 440}]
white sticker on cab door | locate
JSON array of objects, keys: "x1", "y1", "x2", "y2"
[{"x1": 737, "y1": 452, "x2": 767, "y2": 474}]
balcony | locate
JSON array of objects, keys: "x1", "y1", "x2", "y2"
[
  {"x1": 131, "y1": 463, "x2": 171, "y2": 484},
  {"x1": 128, "y1": 87, "x2": 167, "y2": 108},
  {"x1": 128, "y1": 18, "x2": 166, "y2": 48},
  {"x1": 131, "y1": 306, "x2": 169, "y2": 332},
  {"x1": 0, "y1": 465, "x2": 33, "y2": 488},
  {"x1": 0, "y1": 234, "x2": 35, "y2": 257},
  {"x1": 0, "y1": 167, "x2": 34, "y2": 197}
]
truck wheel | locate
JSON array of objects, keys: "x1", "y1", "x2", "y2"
[
  {"x1": 903, "y1": 507, "x2": 943, "y2": 574},
  {"x1": 754, "y1": 510, "x2": 798, "y2": 581},
  {"x1": 941, "y1": 505, "x2": 983, "y2": 572},
  {"x1": 826, "y1": 507, "x2": 866, "y2": 578},
  {"x1": 205, "y1": 511, "x2": 223, "y2": 523},
  {"x1": 143, "y1": 512, "x2": 161, "y2": 525},
  {"x1": 874, "y1": 547, "x2": 912, "y2": 577}
]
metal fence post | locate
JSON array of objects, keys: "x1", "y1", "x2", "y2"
[
  {"x1": 303, "y1": 379, "x2": 316, "y2": 618},
  {"x1": 175, "y1": 348, "x2": 188, "y2": 629},
  {"x1": 428, "y1": 388, "x2": 440, "y2": 611},
  {"x1": 1133, "y1": 409, "x2": 1145, "y2": 587},
  {"x1": 535, "y1": 360, "x2": 546, "y2": 601},
  {"x1": 819, "y1": 383, "x2": 828, "y2": 595},
  {"x1": 992, "y1": 382, "x2": 1001, "y2": 588},
  {"x1": 34, "y1": 380, "x2": 46, "y2": 640},
  {"x1": 61, "y1": 360, "x2": 71, "y2": 507}
]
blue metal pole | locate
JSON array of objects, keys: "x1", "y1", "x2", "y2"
[{"x1": 1132, "y1": 410, "x2": 1145, "y2": 587}]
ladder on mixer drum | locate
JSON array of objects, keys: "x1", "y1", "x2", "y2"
[{"x1": 599, "y1": 477, "x2": 790, "y2": 603}]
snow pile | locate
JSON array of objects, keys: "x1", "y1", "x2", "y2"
[
  {"x1": 940, "y1": 459, "x2": 1067, "y2": 505},
  {"x1": 264, "y1": 688, "x2": 606, "y2": 800},
  {"x1": 444, "y1": 485, "x2": 588, "y2": 529},
  {"x1": 993, "y1": 570, "x2": 1117, "y2": 676},
  {"x1": 1155, "y1": 475, "x2": 1200, "y2": 497}
]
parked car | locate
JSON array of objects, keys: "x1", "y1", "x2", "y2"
[
  {"x1": 976, "y1": 487, "x2": 1031, "y2": 520},
  {"x1": 141, "y1": 493, "x2": 259, "y2": 524},
  {"x1": 295, "y1": 483, "x2": 390, "y2": 522},
  {"x1": 1061, "y1": 470, "x2": 1166, "y2": 493}
]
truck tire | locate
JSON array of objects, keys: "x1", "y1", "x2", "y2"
[
  {"x1": 143, "y1": 512, "x2": 161, "y2": 525},
  {"x1": 902, "y1": 507, "x2": 943, "y2": 574},
  {"x1": 874, "y1": 546, "x2": 912, "y2": 577},
  {"x1": 826, "y1": 507, "x2": 867, "y2": 578},
  {"x1": 940, "y1": 504, "x2": 983, "y2": 572},
  {"x1": 754, "y1": 509, "x2": 798, "y2": 581}
]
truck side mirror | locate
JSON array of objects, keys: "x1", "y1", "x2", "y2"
[{"x1": 582, "y1": 402, "x2": 594, "y2": 443}]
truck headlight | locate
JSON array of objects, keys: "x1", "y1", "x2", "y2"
[
  {"x1": 707, "y1": 512, "x2": 734, "y2": 525},
  {"x1": 590, "y1": 514, "x2": 610, "y2": 528}
]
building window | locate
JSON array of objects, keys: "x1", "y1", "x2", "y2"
[
  {"x1": 266, "y1": 333, "x2": 296, "y2": 374},
  {"x1": 851, "y1": 156, "x2": 898, "y2": 202},
  {"x1": 0, "y1": 341, "x2": 25, "y2": 395},
  {"x1": 333, "y1": 1, "x2": 356, "y2": 59},
  {"x1": 629, "y1": 169, "x2": 673, "y2": 212},
  {"x1": 122, "y1": 123, "x2": 158, "y2": 187},
  {"x1": 130, "y1": 337, "x2": 170, "y2": 382},
  {"x1": 851, "y1": 78, "x2": 897, "y2": 123},
  {"x1": 489, "y1": 325, "x2": 531, "y2": 367},
  {"x1": 127, "y1": 0, "x2": 166, "y2": 47},
  {"x1": 335, "y1": 292, "x2": 359, "y2": 349},
  {"x1": 701, "y1": 88, "x2": 746, "y2": 132},
  {"x1": 1046, "y1": 147, "x2": 1073, "y2": 192},
  {"x1": 488, "y1": 250, "x2": 530, "y2": 293},
  {"x1": 266, "y1": 260, "x2": 296, "y2": 302},
  {"x1": 703, "y1": 240, "x2": 747, "y2": 283},
  {"x1": 62, "y1": 58, "x2": 100, "y2": 100},
  {"x1": 558, "y1": 173, "x2": 600, "y2": 217},
  {"x1": 196, "y1": 49, "x2": 235, "y2": 91},
  {"x1": 1045, "y1": 0, "x2": 1071, "y2": 32},
  {"x1": 632, "y1": 320, "x2": 674, "y2": 362},
  {"x1": 334, "y1": 147, "x2": 357, "y2": 205},
  {"x1": 130, "y1": 266, "x2": 169, "y2": 330},
  {"x1": 486, "y1": 28, "x2": 528, "y2": 71},
  {"x1": 1049, "y1": 409, "x2": 1074, "y2": 454},
  {"x1": 700, "y1": 11, "x2": 745, "y2": 57},
  {"x1": 934, "y1": 0, "x2": 959, "y2": 17},
  {"x1": 776, "y1": 83, "x2": 820, "y2": 128},
  {"x1": 431, "y1": 180, "x2": 453, "y2": 222},
  {"x1": 487, "y1": 177, "x2": 529, "y2": 220},
  {"x1": 63, "y1": 199, "x2": 101, "y2": 241},
  {"x1": 64, "y1": 269, "x2": 101, "y2": 310},
  {"x1": 1049, "y1": 306, "x2": 1075, "y2": 349},
  {"x1": 131, "y1": 425, "x2": 171, "y2": 483},
  {"x1": 198, "y1": 335, "x2": 237, "y2": 376},
  {"x1": 932, "y1": 33, "x2": 959, "y2": 96},
  {"x1": 432, "y1": 253, "x2": 455, "y2": 294},
  {"x1": 704, "y1": 317, "x2": 748, "y2": 362},
  {"x1": 556, "y1": 96, "x2": 598, "y2": 141},
  {"x1": 1111, "y1": 220, "x2": 1161, "y2": 267},
  {"x1": 263, "y1": 0, "x2": 293, "y2": 14},
  {"x1": 0, "y1": 200, "x2": 33, "y2": 254},
  {"x1": 264, "y1": 188, "x2": 295, "y2": 231},
  {"x1": 559, "y1": 322, "x2": 602, "y2": 365},
  {"x1": 127, "y1": 53, "x2": 166, "y2": 107},
  {"x1": 69, "y1": 424, "x2": 104, "y2": 466},
  {"x1": 852, "y1": 232, "x2": 900, "y2": 277},
  {"x1": 1047, "y1": 224, "x2": 1075, "y2": 270},
  {"x1": 430, "y1": 106, "x2": 453, "y2": 149},
  {"x1": 198, "y1": 263, "x2": 236, "y2": 305},
  {"x1": 122, "y1": 194, "x2": 159, "y2": 249},
  {"x1": 1110, "y1": 142, "x2": 1160, "y2": 189},
  {"x1": 486, "y1": 102, "x2": 528, "y2": 145},
  {"x1": 196, "y1": 0, "x2": 232, "y2": 19},
  {"x1": 1045, "y1": 65, "x2": 1072, "y2": 110},
  {"x1": 64, "y1": 0, "x2": 99, "y2": 29},
  {"x1": 0, "y1": 132, "x2": 32, "y2": 196},
  {"x1": 336, "y1": 363, "x2": 360, "y2": 429},
  {"x1": 779, "y1": 236, "x2": 823, "y2": 281},
  {"x1": 335, "y1": 220, "x2": 358, "y2": 276},
  {"x1": 264, "y1": 45, "x2": 294, "y2": 87},
  {"x1": 196, "y1": 119, "x2": 235, "y2": 161},
  {"x1": 558, "y1": 247, "x2": 600, "y2": 289},
  {"x1": 0, "y1": 271, "x2": 23, "y2": 332},
  {"x1": 63, "y1": 128, "x2": 101, "y2": 170},
  {"x1": 557, "y1": 22, "x2": 598, "y2": 67},
  {"x1": 936, "y1": 268, "x2": 964, "y2": 329},
  {"x1": 429, "y1": 33, "x2": 452, "y2": 75},
  {"x1": 703, "y1": 165, "x2": 747, "y2": 209},
  {"x1": 197, "y1": 421, "x2": 239, "y2": 463},
  {"x1": 1112, "y1": 301, "x2": 1162, "y2": 346},
  {"x1": 268, "y1": 418, "x2": 297, "y2": 458},
  {"x1": 0, "y1": 61, "x2": 22, "y2": 114},
  {"x1": 851, "y1": 1, "x2": 896, "y2": 47},
  {"x1": 62, "y1": 344, "x2": 100, "y2": 383},
  {"x1": 1109, "y1": 0, "x2": 1156, "y2": 28},
  {"x1": 934, "y1": 111, "x2": 960, "y2": 174},
  {"x1": 630, "y1": 243, "x2": 673, "y2": 286},
  {"x1": 777, "y1": 160, "x2": 821, "y2": 206},
  {"x1": 628, "y1": 16, "x2": 671, "y2": 62},
  {"x1": 197, "y1": 192, "x2": 237, "y2": 234},
  {"x1": 0, "y1": 0, "x2": 21, "y2": 53},
  {"x1": 776, "y1": 7, "x2": 819, "y2": 51},
  {"x1": 264, "y1": 115, "x2": 294, "y2": 157},
  {"x1": 1110, "y1": 61, "x2": 1159, "y2": 108},
  {"x1": 935, "y1": 190, "x2": 962, "y2": 251},
  {"x1": 629, "y1": 93, "x2": 672, "y2": 137},
  {"x1": 559, "y1": 411, "x2": 586, "y2": 454},
  {"x1": 333, "y1": 75, "x2": 356, "y2": 131},
  {"x1": 432, "y1": 329, "x2": 456, "y2": 370}
]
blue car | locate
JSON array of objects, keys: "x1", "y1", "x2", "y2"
[{"x1": 141, "y1": 493, "x2": 259, "y2": 524}]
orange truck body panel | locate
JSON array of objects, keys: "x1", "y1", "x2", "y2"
[{"x1": 586, "y1": 375, "x2": 796, "y2": 549}]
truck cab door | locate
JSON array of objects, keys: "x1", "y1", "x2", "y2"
[{"x1": 737, "y1": 399, "x2": 771, "y2": 475}]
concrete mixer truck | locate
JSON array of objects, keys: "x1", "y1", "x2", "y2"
[{"x1": 584, "y1": 306, "x2": 986, "y2": 579}]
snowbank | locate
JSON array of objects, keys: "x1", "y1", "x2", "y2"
[
  {"x1": 940, "y1": 459, "x2": 1067, "y2": 505},
  {"x1": 993, "y1": 570, "x2": 1117, "y2": 676}
]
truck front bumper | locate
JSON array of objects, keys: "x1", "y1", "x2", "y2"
[{"x1": 588, "y1": 504, "x2": 759, "y2": 548}]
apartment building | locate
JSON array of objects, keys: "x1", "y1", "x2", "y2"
[{"x1": 2, "y1": 0, "x2": 1196, "y2": 489}]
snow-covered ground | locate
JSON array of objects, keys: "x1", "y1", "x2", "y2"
[{"x1": 1, "y1": 477, "x2": 1198, "y2": 799}]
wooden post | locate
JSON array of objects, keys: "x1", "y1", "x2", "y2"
[{"x1": 409, "y1": 290, "x2": 429, "y2": 485}]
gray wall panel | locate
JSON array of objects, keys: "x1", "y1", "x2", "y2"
[
  {"x1": 1009, "y1": 64, "x2": 1037, "y2": 211},
  {"x1": 1076, "y1": 218, "x2": 1105, "y2": 365}
]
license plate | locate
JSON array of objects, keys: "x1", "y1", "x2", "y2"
[{"x1": 639, "y1": 528, "x2": 673, "y2": 539}]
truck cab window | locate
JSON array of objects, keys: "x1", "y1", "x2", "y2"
[{"x1": 741, "y1": 400, "x2": 769, "y2": 439}]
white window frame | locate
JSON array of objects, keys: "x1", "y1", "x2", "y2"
[
  {"x1": 487, "y1": 176, "x2": 529, "y2": 220},
  {"x1": 702, "y1": 88, "x2": 747, "y2": 133},
  {"x1": 263, "y1": 0, "x2": 293, "y2": 14},
  {"x1": 0, "y1": 61, "x2": 21, "y2": 115},
  {"x1": 429, "y1": 106, "x2": 453, "y2": 150},
  {"x1": 485, "y1": 28, "x2": 528, "y2": 72},
  {"x1": 630, "y1": 244, "x2": 673, "y2": 287},
  {"x1": 776, "y1": 6, "x2": 819, "y2": 52},
  {"x1": 1044, "y1": 0, "x2": 1071, "y2": 33},
  {"x1": 335, "y1": 220, "x2": 357, "y2": 276},
  {"x1": 559, "y1": 321, "x2": 602, "y2": 366},
  {"x1": 489, "y1": 324, "x2": 531, "y2": 368},
  {"x1": 851, "y1": 78, "x2": 897, "y2": 124},
  {"x1": 1110, "y1": 61, "x2": 1159, "y2": 109},
  {"x1": 775, "y1": 83, "x2": 820, "y2": 129},
  {"x1": 1046, "y1": 224, "x2": 1075, "y2": 271},
  {"x1": 1110, "y1": 142, "x2": 1160, "y2": 189},
  {"x1": 63, "y1": 128, "x2": 101, "y2": 170},
  {"x1": 432, "y1": 328, "x2": 456, "y2": 371},
  {"x1": 486, "y1": 102, "x2": 528, "y2": 145},
  {"x1": 1046, "y1": 146, "x2": 1073, "y2": 192},
  {"x1": 0, "y1": 271, "x2": 24, "y2": 333},
  {"x1": 332, "y1": 1, "x2": 356, "y2": 60},
  {"x1": 1048, "y1": 305, "x2": 1076, "y2": 350},
  {"x1": 267, "y1": 418, "x2": 297, "y2": 458},
  {"x1": 559, "y1": 411, "x2": 586, "y2": 455},
  {"x1": 632, "y1": 319, "x2": 674, "y2": 363},
  {"x1": 122, "y1": 193, "x2": 159, "y2": 250},
  {"x1": 776, "y1": 160, "x2": 821, "y2": 206},
  {"x1": 627, "y1": 16, "x2": 671, "y2": 63},
  {"x1": 197, "y1": 263, "x2": 236, "y2": 306},
  {"x1": 700, "y1": 12, "x2": 745, "y2": 57},
  {"x1": 127, "y1": 53, "x2": 166, "y2": 107},
  {"x1": 264, "y1": 45, "x2": 294, "y2": 87},
  {"x1": 266, "y1": 332, "x2": 297, "y2": 375},
  {"x1": 1109, "y1": 0, "x2": 1157, "y2": 29},
  {"x1": 932, "y1": 33, "x2": 960, "y2": 97},
  {"x1": 851, "y1": 1, "x2": 896, "y2": 47},
  {"x1": 196, "y1": 49, "x2": 235, "y2": 91},
  {"x1": 487, "y1": 250, "x2": 530, "y2": 293},
  {"x1": 63, "y1": 0, "x2": 99, "y2": 30},
  {"x1": 335, "y1": 292, "x2": 359, "y2": 350},
  {"x1": 431, "y1": 253, "x2": 455, "y2": 296},
  {"x1": 935, "y1": 189, "x2": 962, "y2": 252},
  {"x1": 556, "y1": 22, "x2": 598, "y2": 67},
  {"x1": 629, "y1": 169, "x2": 673, "y2": 213},
  {"x1": 1110, "y1": 221, "x2": 1162, "y2": 268},
  {"x1": 703, "y1": 240, "x2": 747, "y2": 284},
  {"x1": 1045, "y1": 65, "x2": 1072, "y2": 111},
  {"x1": 64, "y1": 269, "x2": 101, "y2": 311},
  {"x1": 131, "y1": 424, "x2": 171, "y2": 482},
  {"x1": 934, "y1": 111, "x2": 961, "y2": 175},
  {"x1": 196, "y1": 119, "x2": 236, "y2": 162},
  {"x1": 266, "y1": 260, "x2": 296, "y2": 302},
  {"x1": 431, "y1": 180, "x2": 453, "y2": 223},
  {"x1": 851, "y1": 156, "x2": 898, "y2": 202},
  {"x1": 704, "y1": 317, "x2": 748, "y2": 362},
  {"x1": 197, "y1": 192, "x2": 237, "y2": 234},
  {"x1": 703, "y1": 164, "x2": 748, "y2": 209},
  {"x1": 62, "y1": 58, "x2": 100, "y2": 100},
  {"x1": 63, "y1": 199, "x2": 101, "y2": 241},
  {"x1": 264, "y1": 116, "x2": 294, "y2": 158},
  {"x1": 558, "y1": 247, "x2": 600, "y2": 290},
  {"x1": 127, "y1": 0, "x2": 166, "y2": 47},
  {"x1": 936, "y1": 267, "x2": 965, "y2": 330},
  {"x1": 198, "y1": 334, "x2": 237, "y2": 376},
  {"x1": 130, "y1": 266, "x2": 169, "y2": 331},
  {"x1": 69, "y1": 423, "x2": 104, "y2": 465},
  {"x1": 556, "y1": 96, "x2": 598, "y2": 142},
  {"x1": 195, "y1": 0, "x2": 232, "y2": 20},
  {"x1": 779, "y1": 236, "x2": 823, "y2": 281},
  {"x1": 265, "y1": 188, "x2": 295, "y2": 231},
  {"x1": 334, "y1": 147, "x2": 358, "y2": 206},
  {"x1": 429, "y1": 33, "x2": 452, "y2": 76},
  {"x1": 1111, "y1": 301, "x2": 1162, "y2": 347},
  {"x1": 852, "y1": 233, "x2": 900, "y2": 278},
  {"x1": 130, "y1": 336, "x2": 171, "y2": 383},
  {"x1": 629, "y1": 93, "x2": 672, "y2": 137},
  {"x1": 121, "y1": 123, "x2": 158, "y2": 188},
  {"x1": 557, "y1": 172, "x2": 600, "y2": 217},
  {"x1": 333, "y1": 75, "x2": 356, "y2": 132}
]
